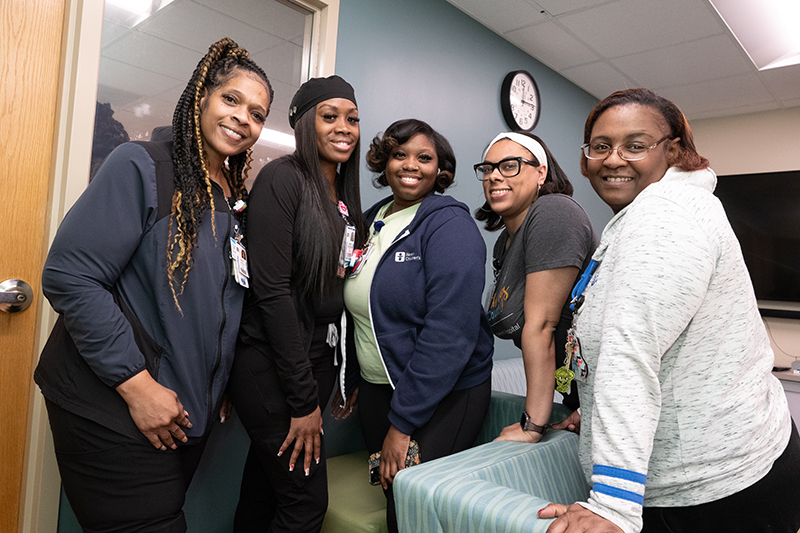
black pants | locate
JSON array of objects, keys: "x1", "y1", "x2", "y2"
[
  {"x1": 45, "y1": 400, "x2": 208, "y2": 533},
  {"x1": 228, "y1": 326, "x2": 337, "y2": 533},
  {"x1": 358, "y1": 377, "x2": 492, "y2": 533},
  {"x1": 642, "y1": 420, "x2": 800, "y2": 533}
]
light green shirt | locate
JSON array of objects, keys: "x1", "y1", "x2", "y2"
[{"x1": 343, "y1": 201, "x2": 421, "y2": 384}]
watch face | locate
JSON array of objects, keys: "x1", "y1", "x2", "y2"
[{"x1": 501, "y1": 71, "x2": 540, "y2": 131}]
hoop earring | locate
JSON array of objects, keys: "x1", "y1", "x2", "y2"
[{"x1": 478, "y1": 202, "x2": 494, "y2": 213}]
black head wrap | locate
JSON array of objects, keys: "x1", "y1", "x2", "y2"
[{"x1": 289, "y1": 75, "x2": 357, "y2": 129}]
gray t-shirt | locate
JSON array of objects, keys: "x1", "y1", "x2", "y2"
[{"x1": 486, "y1": 193, "x2": 597, "y2": 350}]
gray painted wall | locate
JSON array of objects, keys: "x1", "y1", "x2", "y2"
[{"x1": 335, "y1": 0, "x2": 612, "y2": 359}]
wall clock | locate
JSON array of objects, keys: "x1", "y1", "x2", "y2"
[{"x1": 500, "y1": 70, "x2": 540, "y2": 131}]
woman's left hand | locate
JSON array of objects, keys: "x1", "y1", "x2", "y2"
[
  {"x1": 538, "y1": 503, "x2": 623, "y2": 533},
  {"x1": 279, "y1": 406, "x2": 323, "y2": 477},
  {"x1": 379, "y1": 425, "x2": 411, "y2": 490}
]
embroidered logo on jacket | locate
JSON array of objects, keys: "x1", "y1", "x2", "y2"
[{"x1": 395, "y1": 252, "x2": 422, "y2": 262}]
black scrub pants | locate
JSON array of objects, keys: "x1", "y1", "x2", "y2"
[
  {"x1": 228, "y1": 324, "x2": 337, "y2": 533},
  {"x1": 45, "y1": 399, "x2": 208, "y2": 533},
  {"x1": 358, "y1": 376, "x2": 492, "y2": 533}
]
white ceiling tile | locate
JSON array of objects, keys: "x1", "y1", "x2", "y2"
[
  {"x1": 559, "y1": 60, "x2": 636, "y2": 100},
  {"x1": 782, "y1": 99, "x2": 800, "y2": 109},
  {"x1": 101, "y1": 20, "x2": 129, "y2": 49},
  {"x1": 193, "y1": 0, "x2": 308, "y2": 43},
  {"x1": 266, "y1": 78, "x2": 301, "y2": 124},
  {"x1": 612, "y1": 34, "x2": 752, "y2": 88},
  {"x1": 758, "y1": 64, "x2": 800, "y2": 101},
  {"x1": 533, "y1": 0, "x2": 612, "y2": 16},
  {"x1": 446, "y1": 0, "x2": 549, "y2": 34},
  {"x1": 655, "y1": 73, "x2": 774, "y2": 117},
  {"x1": 98, "y1": 56, "x2": 184, "y2": 97},
  {"x1": 505, "y1": 20, "x2": 599, "y2": 69},
  {"x1": 136, "y1": 1, "x2": 283, "y2": 55},
  {"x1": 558, "y1": 0, "x2": 725, "y2": 58},
  {"x1": 103, "y1": 32, "x2": 200, "y2": 81},
  {"x1": 250, "y1": 40, "x2": 304, "y2": 87}
]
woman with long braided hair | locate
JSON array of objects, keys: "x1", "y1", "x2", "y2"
[
  {"x1": 228, "y1": 75, "x2": 366, "y2": 532},
  {"x1": 35, "y1": 38, "x2": 272, "y2": 532}
]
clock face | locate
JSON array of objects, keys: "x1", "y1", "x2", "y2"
[{"x1": 501, "y1": 71, "x2": 540, "y2": 131}]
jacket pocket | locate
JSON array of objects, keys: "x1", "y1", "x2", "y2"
[{"x1": 112, "y1": 286, "x2": 163, "y2": 380}]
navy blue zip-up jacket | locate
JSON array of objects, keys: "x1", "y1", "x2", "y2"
[
  {"x1": 35, "y1": 142, "x2": 244, "y2": 442},
  {"x1": 343, "y1": 193, "x2": 494, "y2": 435}
]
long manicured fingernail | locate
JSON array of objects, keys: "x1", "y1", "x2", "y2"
[
  {"x1": 220, "y1": 416, "x2": 226, "y2": 423},
  {"x1": 305, "y1": 468, "x2": 309, "y2": 476},
  {"x1": 289, "y1": 463, "x2": 294, "y2": 472},
  {"x1": 537, "y1": 508, "x2": 545, "y2": 517},
  {"x1": 316, "y1": 458, "x2": 320, "y2": 465},
  {"x1": 277, "y1": 451, "x2": 282, "y2": 457},
  {"x1": 160, "y1": 445, "x2": 167, "y2": 451}
]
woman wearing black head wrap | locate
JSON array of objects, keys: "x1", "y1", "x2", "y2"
[{"x1": 228, "y1": 75, "x2": 366, "y2": 532}]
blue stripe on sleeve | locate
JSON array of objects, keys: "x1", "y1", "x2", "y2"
[
  {"x1": 593, "y1": 483, "x2": 645, "y2": 506},
  {"x1": 593, "y1": 464, "x2": 647, "y2": 485}
]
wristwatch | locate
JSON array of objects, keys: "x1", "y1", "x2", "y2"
[{"x1": 520, "y1": 411, "x2": 547, "y2": 435}]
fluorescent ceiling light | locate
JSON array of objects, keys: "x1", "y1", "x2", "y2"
[
  {"x1": 258, "y1": 129, "x2": 296, "y2": 149},
  {"x1": 107, "y1": 0, "x2": 152, "y2": 15},
  {"x1": 709, "y1": 0, "x2": 800, "y2": 70}
]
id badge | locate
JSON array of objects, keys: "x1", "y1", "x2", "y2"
[
  {"x1": 348, "y1": 242, "x2": 374, "y2": 278},
  {"x1": 229, "y1": 237, "x2": 250, "y2": 288},
  {"x1": 566, "y1": 328, "x2": 588, "y2": 381},
  {"x1": 338, "y1": 225, "x2": 356, "y2": 277}
]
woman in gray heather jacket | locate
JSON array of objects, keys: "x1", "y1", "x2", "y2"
[{"x1": 539, "y1": 89, "x2": 800, "y2": 533}]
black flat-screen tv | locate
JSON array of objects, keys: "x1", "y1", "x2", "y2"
[{"x1": 714, "y1": 170, "x2": 800, "y2": 314}]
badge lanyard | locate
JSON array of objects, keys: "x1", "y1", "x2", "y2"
[
  {"x1": 555, "y1": 259, "x2": 598, "y2": 394},
  {"x1": 337, "y1": 201, "x2": 358, "y2": 278},
  {"x1": 348, "y1": 220, "x2": 384, "y2": 278}
]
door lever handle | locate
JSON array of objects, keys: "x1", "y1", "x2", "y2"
[{"x1": 0, "y1": 279, "x2": 33, "y2": 313}]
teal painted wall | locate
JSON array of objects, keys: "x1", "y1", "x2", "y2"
[{"x1": 335, "y1": 0, "x2": 611, "y2": 358}]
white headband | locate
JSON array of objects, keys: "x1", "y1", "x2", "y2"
[{"x1": 481, "y1": 132, "x2": 548, "y2": 171}]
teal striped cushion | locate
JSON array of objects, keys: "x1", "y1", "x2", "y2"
[{"x1": 394, "y1": 430, "x2": 588, "y2": 532}]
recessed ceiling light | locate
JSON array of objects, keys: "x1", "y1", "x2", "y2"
[{"x1": 710, "y1": 0, "x2": 800, "y2": 70}]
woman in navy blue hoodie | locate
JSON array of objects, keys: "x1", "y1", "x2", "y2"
[{"x1": 340, "y1": 119, "x2": 494, "y2": 533}]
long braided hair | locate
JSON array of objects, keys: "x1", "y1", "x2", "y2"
[{"x1": 168, "y1": 37, "x2": 273, "y2": 310}]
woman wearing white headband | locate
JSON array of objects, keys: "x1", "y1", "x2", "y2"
[{"x1": 475, "y1": 131, "x2": 597, "y2": 443}]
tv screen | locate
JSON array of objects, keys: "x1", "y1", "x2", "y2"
[{"x1": 714, "y1": 170, "x2": 800, "y2": 305}]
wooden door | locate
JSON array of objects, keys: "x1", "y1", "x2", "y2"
[{"x1": 0, "y1": 1, "x2": 66, "y2": 531}]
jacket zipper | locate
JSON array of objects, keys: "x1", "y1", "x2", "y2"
[
  {"x1": 207, "y1": 203, "x2": 231, "y2": 426},
  {"x1": 365, "y1": 227, "x2": 412, "y2": 390}
]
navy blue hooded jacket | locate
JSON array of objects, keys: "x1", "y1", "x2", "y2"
[
  {"x1": 342, "y1": 193, "x2": 494, "y2": 435},
  {"x1": 35, "y1": 142, "x2": 244, "y2": 442}
]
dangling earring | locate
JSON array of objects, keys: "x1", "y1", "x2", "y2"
[{"x1": 478, "y1": 201, "x2": 494, "y2": 213}]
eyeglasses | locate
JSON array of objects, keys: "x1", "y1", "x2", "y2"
[
  {"x1": 581, "y1": 136, "x2": 671, "y2": 162},
  {"x1": 474, "y1": 157, "x2": 538, "y2": 181}
]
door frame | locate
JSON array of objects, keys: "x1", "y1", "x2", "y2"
[{"x1": 20, "y1": 0, "x2": 340, "y2": 530}]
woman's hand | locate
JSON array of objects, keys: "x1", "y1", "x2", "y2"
[
  {"x1": 279, "y1": 406, "x2": 323, "y2": 476},
  {"x1": 219, "y1": 392, "x2": 232, "y2": 424},
  {"x1": 379, "y1": 425, "x2": 412, "y2": 490},
  {"x1": 538, "y1": 503, "x2": 623, "y2": 533},
  {"x1": 116, "y1": 369, "x2": 192, "y2": 450},
  {"x1": 331, "y1": 387, "x2": 359, "y2": 420},
  {"x1": 494, "y1": 421, "x2": 544, "y2": 443},
  {"x1": 550, "y1": 410, "x2": 581, "y2": 434}
]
